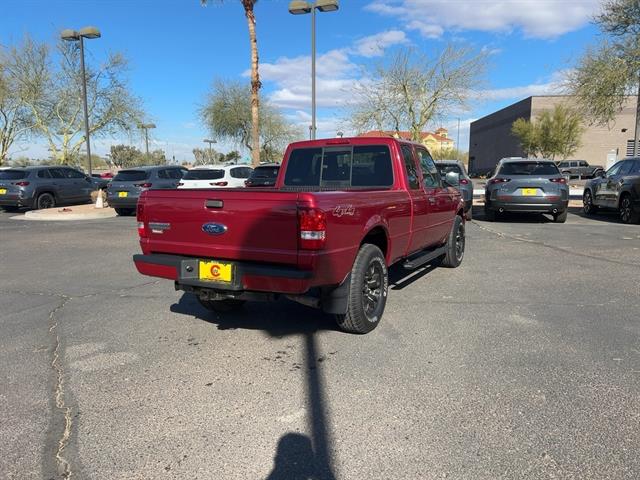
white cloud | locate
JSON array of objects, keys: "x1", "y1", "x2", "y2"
[
  {"x1": 365, "y1": 0, "x2": 601, "y2": 39},
  {"x1": 352, "y1": 30, "x2": 409, "y2": 57},
  {"x1": 481, "y1": 70, "x2": 570, "y2": 101}
]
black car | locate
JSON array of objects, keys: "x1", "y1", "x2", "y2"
[
  {"x1": 107, "y1": 165, "x2": 187, "y2": 216},
  {"x1": 583, "y1": 157, "x2": 640, "y2": 224},
  {"x1": 245, "y1": 164, "x2": 280, "y2": 187}
]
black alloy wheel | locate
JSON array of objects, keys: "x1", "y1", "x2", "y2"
[
  {"x1": 583, "y1": 190, "x2": 597, "y2": 215},
  {"x1": 36, "y1": 193, "x2": 55, "y2": 210}
]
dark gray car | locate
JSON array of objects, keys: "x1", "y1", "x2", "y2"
[
  {"x1": 107, "y1": 166, "x2": 187, "y2": 216},
  {"x1": 484, "y1": 158, "x2": 569, "y2": 222},
  {"x1": 0, "y1": 166, "x2": 95, "y2": 211},
  {"x1": 435, "y1": 160, "x2": 473, "y2": 219}
]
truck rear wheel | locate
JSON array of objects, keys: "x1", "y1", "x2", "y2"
[
  {"x1": 438, "y1": 215, "x2": 465, "y2": 268},
  {"x1": 335, "y1": 244, "x2": 388, "y2": 334},
  {"x1": 197, "y1": 297, "x2": 245, "y2": 313}
]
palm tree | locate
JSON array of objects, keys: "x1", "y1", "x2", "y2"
[{"x1": 201, "y1": 1, "x2": 261, "y2": 166}]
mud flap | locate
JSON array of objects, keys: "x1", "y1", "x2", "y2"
[{"x1": 320, "y1": 274, "x2": 351, "y2": 315}]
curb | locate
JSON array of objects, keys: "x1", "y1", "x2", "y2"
[{"x1": 13, "y1": 207, "x2": 117, "y2": 221}]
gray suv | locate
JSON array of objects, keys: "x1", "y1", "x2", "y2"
[
  {"x1": 484, "y1": 158, "x2": 569, "y2": 222},
  {"x1": 0, "y1": 166, "x2": 94, "y2": 211},
  {"x1": 107, "y1": 165, "x2": 187, "y2": 216}
]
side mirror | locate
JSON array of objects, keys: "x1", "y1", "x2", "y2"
[
  {"x1": 444, "y1": 171, "x2": 460, "y2": 187},
  {"x1": 597, "y1": 170, "x2": 606, "y2": 178}
]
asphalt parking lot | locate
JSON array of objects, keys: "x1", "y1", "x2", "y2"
[{"x1": 1, "y1": 207, "x2": 639, "y2": 480}]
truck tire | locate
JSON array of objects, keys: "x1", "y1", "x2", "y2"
[
  {"x1": 197, "y1": 297, "x2": 246, "y2": 313},
  {"x1": 439, "y1": 215, "x2": 465, "y2": 268},
  {"x1": 335, "y1": 244, "x2": 388, "y2": 334}
]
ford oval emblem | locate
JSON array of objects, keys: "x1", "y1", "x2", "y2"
[{"x1": 202, "y1": 223, "x2": 227, "y2": 235}]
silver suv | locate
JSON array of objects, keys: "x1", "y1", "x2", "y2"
[{"x1": 0, "y1": 166, "x2": 94, "y2": 211}]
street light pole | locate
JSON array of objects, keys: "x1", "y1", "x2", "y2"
[
  {"x1": 203, "y1": 139, "x2": 217, "y2": 163},
  {"x1": 138, "y1": 123, "x2": 156, "y2": 158},
  {"x1": 61, "y1": 26, "x2": 101, "y2": 176},
  {"x1": 289, "y1": 1, "x2": 339, "y2": 141}
]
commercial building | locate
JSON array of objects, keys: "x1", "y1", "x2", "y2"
[
  {"x1": 359, "y1": 128, "x2": 454, "y2": 153},
  {"x1": 468, "y1": 96, "x2": 637, "y2": 175}
]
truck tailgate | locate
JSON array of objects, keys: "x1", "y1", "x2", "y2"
[{"x1": 139, "y1": 189, "x2": 300, "y2": 265}]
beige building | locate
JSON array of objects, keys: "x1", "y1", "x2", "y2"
[
  {"x1": 469, "y1": 96, "x2": 637, "y2": 174},
  {"x1": 359, "y1": 129, "x2": 454, "y2": 152}
]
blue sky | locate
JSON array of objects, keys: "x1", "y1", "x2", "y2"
[{"x1": 2, "y1": 0, "x2": 603, "y2": 162}]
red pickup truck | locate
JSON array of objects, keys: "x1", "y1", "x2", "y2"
[{"x1": 134, "y1": 137, "x2": 466, "y2": 333}]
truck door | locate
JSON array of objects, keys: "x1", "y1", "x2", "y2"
[
  {"x1": 400, "y1": 144, "x2": 431, "y2": 254},
  {"x1": 416, "y1": 147, "x2": 455, "y2": 243}
]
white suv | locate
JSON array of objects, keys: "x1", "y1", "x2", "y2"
[{"x1": 178, "y1": 165, "x2": 253, "y2": 189}]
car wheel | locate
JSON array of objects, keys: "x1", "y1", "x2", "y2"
[
  {"x1": 335, "y1": 244, "x2": 388, "y2": 334},
  {"x1": 439, "y1": 215, "x2": 465, "y2": 268},
  {"x1": 553, "y1": 210, "x2": 568, "y2": 223},
  {"x1": 36, "y1": 192, "x2": 55, "y2": 210},
  {"x1": 197, "y1": 297, "x2": 246, "y2": 312},
  {"x1": 619, "y1": 194, "x2": 640, "y2": 224},
  {"x1": 583, "y1": 190, "x2": 598, "y2": 215},
  {"x1": 114, "y1": 208, "x2": 134, "y2": 216},
  {"x1": 484, "y1": 206, "x2": 496, "y2": 221}
]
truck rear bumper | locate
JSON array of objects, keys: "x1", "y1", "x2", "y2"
[{"x1": 133, "y1": 253, "x2": 314, "y2": 294}]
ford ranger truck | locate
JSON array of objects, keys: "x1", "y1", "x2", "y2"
[{"x1": 133, "y1": 137, "x2": 465, "y2": 334}]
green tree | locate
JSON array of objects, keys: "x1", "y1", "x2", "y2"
[
  {"x1": 201, "y1": 79, "x2": 300, "y2": 161},
  {"x1": 223, "y1": 150, "x2": 241, "y2": 164},
  {"x1": 511, "y1": 105, "x2": 584, "y2": 160},
  {"x1": 201, "y1": 0, "x2": 261, "y2": 165},
  {"x1": 350, "y1": 46, "x2": 487, "y2": 141},
  {"x1": 569, "y1": 0, "x2": 640, "y2": 154},
  {"x1": 4, "y1": 36, "x2": 144, "y2": 165},
  {"x1": 109, "y1": 144, "x2": 144, "y2": 169}
]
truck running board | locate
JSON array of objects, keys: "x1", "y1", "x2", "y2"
[{"x1": 402, "y1": 246, "x2": 447, "y2": 270}]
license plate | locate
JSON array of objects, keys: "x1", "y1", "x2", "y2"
[
  {"x1": 118, "y1": 191, "x2": 128, "y2": 198},
  {"x1": 0, "y1": 189, "x2": 6, "y2": 195},
  {"x1": 199, "y1": 260, "x2": 233, "y2": 283},
  {"x1": 521, "y1": 188, "x2": 537, "y2": 196}
]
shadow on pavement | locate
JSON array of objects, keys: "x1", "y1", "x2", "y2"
[
  {"x1": 389, "y1": 262, "x2": 437, "y2": 290},
  {"x1": 171, "y1": 293, "x2": 338, "y2": 479},
  {"x1": 567, "y1": 206, "x2": 624, "y2": 224}
]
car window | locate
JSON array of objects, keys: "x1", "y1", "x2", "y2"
[
  {"x1": 183, "y1": 169, "x2": 225, "y2": 180},
  {"x1": 37, "y1": 169, "x2": 51, "y2": 179},
  {"x1": 113, "y1": 170, "x2": 150, "y2": 182},
  {"x1": 252, "y1": 166, "x2": 279, "y2": 179},
  {"x1": 558, "y1": 162, "x2": 568, "y2": 168},
  {"x1": 230, "y1": 167, "x2": 251, "y2": 179},
  {"x1": 49, "y1": 168, "x2": 68, "y2": 179},
  {"x1": 570, "y1": 161, "x2": 578, "y2": 168},
  {"x1": 579, "y1": 161, "x2": 588, "y2": 167},
  {"x1": 351, "y1": 145, "x2": 393, "y2": 187},
  {"x1": 64, "y1": 169, "x2": 86, "y2": 179},
  {"x1": 156, "y1": 169, "x2": 169, "y2": 179},
  {"x1": 436, "y1": 164, "x2": 462, "y2": 176},
  {"x1": 630, "y1": 159, "x2": 640, "y2": 175},
  {"x1": 499, "y1": 161, "x2": 559, "y2": 175},
  {"x1": 401, "y1": 145, "x2": 419, "y2": 190},
  {"x1": 416, "y1": 148, "x2": 440, "y2": 188},
  {"x1": 169, "y1": 169, "x2": 184, "y2": 179},
  {"x1": 618, "y1": 160, "x2": 633, "y2": 176},
  {"x1": 606, "y1": 162, "x2": 623, "y2": 177},
  {"x1": 0, "y1": 170, "x2": 27, "y2": 180}
]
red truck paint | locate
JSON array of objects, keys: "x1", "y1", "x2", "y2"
[{"x1": 133, "y1": 137, "x2": 465, "y2": 332}]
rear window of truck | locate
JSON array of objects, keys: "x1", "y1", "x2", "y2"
[
  {"x1": 0, "y1": 170, "x2": 27, "y2": 180},
  {"x1": 284, "y1": 145, "x2": 393, "y2": 188},
  {"x1": 183, "y1": 169, "x2": 225, "y2": 180},
  {"x1": 113, "y1": 170, "x2": 151, "y2": 182}
]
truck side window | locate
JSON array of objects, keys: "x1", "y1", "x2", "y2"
[
  {"x1": 401, "y1": 145, "x2": 419, "y2": 190},
  {"x1": 416, "y1": 148, "x2": 440, "y2": 188}
]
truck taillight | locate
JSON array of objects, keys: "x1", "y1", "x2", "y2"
[
  {"x1": 298, "y1": 207, "x2": 326, "y2": 250},
  {"x1": 137, "y1": 222, "x2": 147, "y2": 238}
]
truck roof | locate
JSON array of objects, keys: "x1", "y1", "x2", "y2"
[{"x1": 287, "y1": 136, "x2": 426, "y2": 149}]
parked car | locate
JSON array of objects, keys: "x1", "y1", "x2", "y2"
[
  {"x1": 133, "y1": 137, "x2": 465, "y2": 334},
  {"x1": 178, "y1": 165, "x2": 253, "y2": 189},
  {"x1": 107, "y1": 165, "x2": 187, "y2": 216},
  {"x1": 583, "y1": 157, "x2": 640, "y2": 223},
  {"x1": 90, "y1": 174, "x2": 110, "y2": 190},
  {"x1": 556, "y1": 160, "x2": 604, "y2": 179},
  {"x1": 484, "y1": 158, "x2": 569, "y2": 222},
  {"x1": 0, "y1": 166, "x2": 95, "y2": 211},
  {"x1": 245, "y1": 164, "x2": 280, "y2": 187},
  {"x1": 435, "y1": 160, "x2": 473, "y2": 219}
]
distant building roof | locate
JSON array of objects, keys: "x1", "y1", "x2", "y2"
[{"x1": 358, "y1": 130, "x2": 453, "y2": 143}]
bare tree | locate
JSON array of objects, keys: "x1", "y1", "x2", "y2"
[
  {"x1": 350, "y1": 46, "x2": 487, "y2": 141},
  {"x1": 201, "y1": 0, "x2": 261, "y2": 166},
  {"x1": 5, "y1": 36, "x2": 143, "y2": 166}
]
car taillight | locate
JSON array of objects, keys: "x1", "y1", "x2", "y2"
[
  {"x1": 135, "y1": 183, "x2": 153, "y2": 188},
  {"x1": 15, "y1": 181, "x2": 30, "y2": 186},
  {"x1": 459, "y1": 178, "x2": 469, "y2": 185},
  {"x1": 550, "y1": 177, "x2": 567, "y2": 184},
  {"x1": 298, "y1": 207, "x2": 326, "y2": 250},
  {"x1": 489, "y1": 178, "x2": 510, "y2": 185},
  {"x1": 137, "y1": 221, "x2": 147, "y2": 238},
  {"x1": 210, "y1": 181, "x2": 228, "y2": 186}
]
